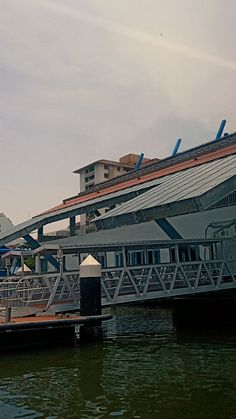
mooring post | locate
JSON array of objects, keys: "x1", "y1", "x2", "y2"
[
  {"x1": 5, "y1": 306, "x2": 12, "y2": 323},
  {"x1": 79, "y1": 254, "x2": 102, "y2": 341}
]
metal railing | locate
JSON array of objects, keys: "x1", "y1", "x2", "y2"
[{"x1": 0, "y1": 259, "x2": 235, "y2": 309}]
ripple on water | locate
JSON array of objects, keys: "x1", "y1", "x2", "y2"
[{"x1": 0, "y1": 306, "x2": 236, "y2": 419}]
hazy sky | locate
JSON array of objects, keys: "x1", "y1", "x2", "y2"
[{"x1": 1, "y1": 0, "x2": 236, "y2": 225}]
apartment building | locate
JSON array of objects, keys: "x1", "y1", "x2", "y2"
[
  {"x1": 74, "y1": 154, "x2": 152, "y2": 192},
  {"x1": 73, "y1": 153, "x2": 152, "y2": 231}
]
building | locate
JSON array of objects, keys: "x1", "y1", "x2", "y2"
[
  {"x1": 73, "y1": 154, "x2": 152, "y2": 193},
  {"x1": 73, "y1": 153, "x2": 152, "y2": 232}
]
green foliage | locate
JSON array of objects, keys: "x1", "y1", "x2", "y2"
[{"x1": 24, "y1": 256, "x2": 35, "y2": 270}]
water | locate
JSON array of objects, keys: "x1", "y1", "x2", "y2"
[{"x1": 0, "y1": 305, "x2": 236, "y2": 419}]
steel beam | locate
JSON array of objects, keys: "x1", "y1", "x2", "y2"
[
  {"x1": 155, "y1": 218, "x2": 183, "y2": 239},
  {"x1": 24, "y1": 234, "x2": 60, "y2": 271},
  {"x1": 69, "y1": 216, "x2": 76, "y2": 237},
  {"x1": 38, "y1": 226, "x2": 44, "y2": 242}
]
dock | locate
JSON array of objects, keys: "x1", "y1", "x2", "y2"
[
  {"x1": 0, "y1": 307, "x2": 111, "y2": 351},
  {"x1": 0, "y1": 255, "x2": 112, "y2": 351}
]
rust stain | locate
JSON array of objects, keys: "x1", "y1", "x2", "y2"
[{"x1": 0, "y1": 314, "x2": 81, "y2": 324}]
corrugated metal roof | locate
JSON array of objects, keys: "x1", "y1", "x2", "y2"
[{"x1": 97, "y1": 154, "x2": 236, "y2": 221}]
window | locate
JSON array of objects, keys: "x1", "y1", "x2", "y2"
[
  {"x1": 85, "y1": 184, "x2": 93, "y2": 191},
  {"x1": 104, "y1": 173, "x2": 109, "y2": 179},
  {"x1": 85, "y1": 166, "x2": 94, "y2": 174},
  {"x1": 117, "y1": 167, "x2": 120, "y2": 171},
  {"x1": 85, "y1": 175, "x2": 94, "y2": 183},
  {"x1": 104, "y1": 164, "x2": 109, "y2": 170},
  {"x1": 128, "y1": 251, "x2": 145, "y2": 266},
  {"x1": 115, "y1": 253, "x2": 123, "y2": 267},
  {"x1": 147, "y1": 250, "x2": 160, "y2": 264}
]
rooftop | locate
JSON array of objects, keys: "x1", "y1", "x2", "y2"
[
  {"x1": 73, "y1": 158, "x2": 133, "y2": 174},
  {"x1": 73, "y1": 153, "x2": 154, "y2": 174}
]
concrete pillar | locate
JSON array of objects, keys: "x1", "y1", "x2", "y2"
[
  {"x1": 35, "y1": 255, "x2": 41, "y2": 274},
  {"x1": 57, "y1": 249, "x2": 64, "y2": 274},
  {"x1": 79, "y1": 255, "x2": 102, "y2": 341}
]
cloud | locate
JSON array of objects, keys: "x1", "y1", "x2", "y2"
[
  {"x1": 1, "y1": 0, "x2": 236, "y2": 224},
  {"x1": 33, "y1": 0, "x2": 236, "y2": 71}
]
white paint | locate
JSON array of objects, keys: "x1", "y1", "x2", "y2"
[
  {"x1": 16, "y1": 264, "x2": 31, "y2": 274},
  {"x1": 80, "y1": 254, "x2": 101, "y2": 278}
]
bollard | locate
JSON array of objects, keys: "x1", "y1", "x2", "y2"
[
  {"x1": 79, "y1": 255, "x2": 102, "y2": 341},
  {"x1": 5, "y1": 307, "x2": 12, "y2": 323}
]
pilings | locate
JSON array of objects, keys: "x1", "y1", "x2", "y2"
[
  {"x1": 79, "y1": 255, "x2": 103, "y2": 341},
  {"x1": 5, "y1": 307, "x2": 11, "y2": 323}
]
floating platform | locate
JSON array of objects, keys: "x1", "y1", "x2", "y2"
[{"x1": 0, "y1": 308, "x2": 112, "y2": 351}]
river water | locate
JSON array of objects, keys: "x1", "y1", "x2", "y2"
[{"x1": 0, "y1": 305, "x2": 236, "y2": 419}]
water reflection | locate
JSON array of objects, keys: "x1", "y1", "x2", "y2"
[{"x1": 0, "y1": 306, "x2": 236, "y2": 418}]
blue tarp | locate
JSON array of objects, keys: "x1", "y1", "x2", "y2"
[{"x1": 0, "y1": 247, "x2": 10, "y2": 255}]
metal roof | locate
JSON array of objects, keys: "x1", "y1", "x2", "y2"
[
  {"x1": 0, "y1": 176, "x2": 159, "y2": 246},
  {"x1": 32, "y1": 235, "x2": 228, "y2": 255},
  {"x1": 96, "y1": 154, "x2": 236, "y2": 229},
  {"x1": 38, "y1": 221, "x2": 166, "y2": 248},
  {"x1": 67, "y1": 132, "x2": 236, "y2": 199}
]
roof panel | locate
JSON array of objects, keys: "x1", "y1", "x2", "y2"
[{"x1": 98, "y1": 154, "x2": 236, "y2": 220}]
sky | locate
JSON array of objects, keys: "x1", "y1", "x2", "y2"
[{"x1": 1, "y1": 0, "x2": 236, "y2": 226}]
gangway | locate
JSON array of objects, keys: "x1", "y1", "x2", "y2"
[{"x1": 0, "y1": 238, "x2": 235, "y2": 310}]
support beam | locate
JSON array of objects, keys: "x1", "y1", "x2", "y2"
[
  {"x1": 215, "y1": 119, "x2": 226, "y2": 140},
  {"x1": 155, "y1": 218, "x2": 201, "y2": 261},
  {"x1": 24, "y1": 234, "x2": 60, "y2": 271},
  {"x1": 69, "y1": 216, "x2": 76, "y2": 237},
  {"x1": 155, "y1": 218, "x2": 183, "y2": 239},
  {"x1": 172, "y1": 138, "x2": 182, "y2": 156},
  {"x1": 38, "y1": 226, "x2": 44, "y2": 242},
  {"x1": 135, "y1": 153, "x2": 144, "y2": 171}
]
